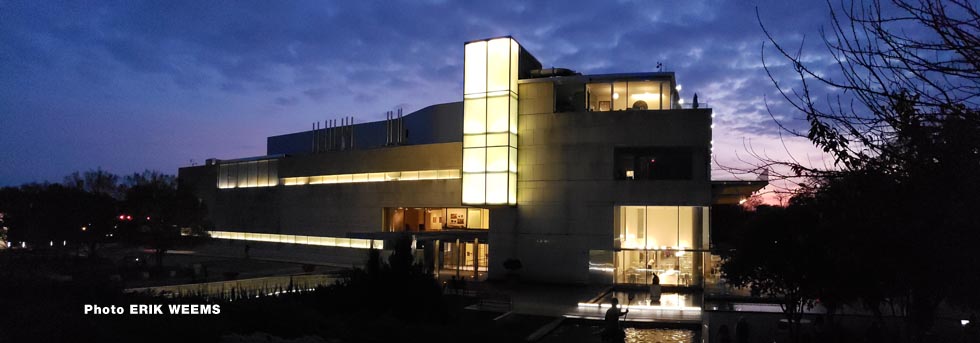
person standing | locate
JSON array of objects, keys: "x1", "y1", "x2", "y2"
[
  {"x1": 602, "y1": 298, "x2": 629, "y2": 341},
  {"x1": 649, "y1": 271, "x2": 662, "y2": 304}
]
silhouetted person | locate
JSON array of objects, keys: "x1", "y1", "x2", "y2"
[
  {"x1": 692, "y1": 93, "x2": 700, "y2": 109},
  {"x1": 649, "y1": 271, "x2": 661, "y2": 304},
  {"x1": 602, "y1": 298, "x2": 628, "y2": 342}
]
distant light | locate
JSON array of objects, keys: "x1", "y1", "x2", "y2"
[
  {"x1": 119, "y1": 215, "x2": 125, "y2": 220},
  {"x1": 21, "y1": 242, "x2": 26, "y2": 248},
  {"x1": 50, "y1": 241, "x2": 53, "y2": 247},
  {"x1": 739, "y1": 198, "x2": 748, "y2": 205},
  {"x1": 675, "y1": 84, "x2": 682, "y2": 91},
  {"x1": 963, "y1": 320, "x2": 971, "y2": 326},
  {"x1": 612, "y1": 92, "x2": 620, "y2": 100},
  {"x1": 81, "y1": 226, "x2": 87, "y2": 231},
  {"x1": 126, "y1": 215, "x2": 132, "y2": 220},
  {"x1": 710, "y1": 124, "x2": 715, "y2": 129},
  {"x1": 650, "y1": 159, "x2": 656, "y2": 163},
  {"x1": 62, "y1": 240, "x2": 66, "y2": 246},
  {"x1": 678, "y1": 98, "x2": 685, "y2": 105},
  {"x1": 146, "y1": 216, "x2": 151, "y2": 221}
]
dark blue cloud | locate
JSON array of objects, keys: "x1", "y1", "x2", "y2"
[{"x1": 1, "y1": 0, "x2": 850, "y2": 186}]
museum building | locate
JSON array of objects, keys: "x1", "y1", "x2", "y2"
[{"x1": 177, "y1": 36, "x2": 765, "y2": 286}]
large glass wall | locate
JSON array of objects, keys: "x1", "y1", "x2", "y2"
[
  {"x1": 586, "y1": 80, "x2": 671, "y2": 111},
  {"x1": 382, "y1": 207, "x2": 489, "y2": 232},
  {"x1": 462, "y1": 37, "x2": 519, "y2": 205},
  {"x1": 217, "y1": 159, "x2": 279, "y2": 189},
  {"x1": 616, "y1": 206, "x2": 706, "y2": 250},
  {"x1": 282, "y1": 169, "x2": 459, "y2": 186},
  {"x1": 612, "y1": 206, "x2": 708, "y2": 286},
  {"x1": 440, "y1": 241, "x2": 488, "y2": 272}
]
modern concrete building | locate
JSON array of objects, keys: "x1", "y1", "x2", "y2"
[{"x1": 178, "y1": 36, "x2": 764, "y2": 287}]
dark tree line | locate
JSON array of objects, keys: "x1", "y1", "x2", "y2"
[
  {"x1": 0, "y1": 169, "x2": 211, "y2": 263},
  {"x1": 721, "y1": 1, "x2": 980, "y2": 342}
]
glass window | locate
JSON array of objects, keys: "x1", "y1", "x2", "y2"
[
  {"x1": 486, "y1": 133, "x2": 508, "y2": 146},
  {"x1": 486, "y1": 38, "x2": 511, "y2": 93},
  {"x1": 464, "y1": 98, "x2": 486, "y2": 134},
  {"x1": 614, "y1": 147, "x2": 693, "y2": 180},
  {"x1": 627, "y1": 81, "x2": 665, "y2": 110},
  {"x1": 509, "y1": 94, "x2": 518, "y2": 134},
  {"x1": 464, "y1": 41, "x2": 487, "y2": 95},
  {"x1": 485, "y1": 173, "x2": 508, "y2": 204},
  {"x1": 462, "y1": 174, "x2": 485, "y2": 204},
  {"x1": 419, "y1": 170, "x2": 437, "y2": 180},
  {"x1": 486, "y1": 95, "x2": 509, "y2": 133},
  {"x1": 486, "y1": 147, "x2": 508, "y2": 172},
  {"x1": 621, "y1": 206, "x2": 646, "y2": 249},
  {"x1": 463, "y1": 148, "x2": 486, "y2": 173},
  {"x1": 464, "y1": 134, "x2": 486, "y2": 148},
  {"x1": 613, "y1": 81, "x2": 628, "y2": 111},
  {"x1": 648, "y1": 206, "x2": 679, "y2": 249},
  {"x1": 587, "y1": 83, "x2": 612, "y2": 111}
]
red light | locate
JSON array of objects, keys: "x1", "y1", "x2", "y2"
[
  {"x1": 650, "y1": 159, "x2": 656, "y2": 163},
  {"x1": 146, "y1": 216, "x2": 151, "y2": 221},
  {"x1": 119, "y1": 215, "x2": 125, "y2": 220},
  {"x1": 126, "y1": 215, "x2": 132, "y2": 220}
]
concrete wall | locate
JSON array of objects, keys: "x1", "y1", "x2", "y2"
[
  {"x1": 489, "y1": 81, "x2": 713, "y2": 284},
  {"x1": 266, "y1": 102, "x2": 463, "y2": 155},
  {"x1": 179, "y1": 143, "x2": 464, "y2": 238}
]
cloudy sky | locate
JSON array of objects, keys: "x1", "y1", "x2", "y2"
[{"x1": 1, "y1": 0, "x2": 843, "y2": 194}]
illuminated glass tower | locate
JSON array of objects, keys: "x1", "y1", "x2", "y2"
[{"x1": 462, "y1": 37, "x2": 519, "y2": 205}]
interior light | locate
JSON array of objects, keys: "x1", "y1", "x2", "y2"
[
  {"x1": 631, "y1": 92, "x2": 658, "y2": 101},
  {"x1": 739, "y1": 198, "x2": 748, "y2": 205},
  {"x1": 612, "y1": 93, "x2": 620, "y2": 100}
]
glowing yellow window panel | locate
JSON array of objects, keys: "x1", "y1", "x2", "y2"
[
  {"x1": 464, "y1": 134, "x2": 486, "y2": 148},
  {"x1": 419, "y1": 170, "x2": 437, "y2": 180},
  {"x1": 486, "y1": 133, "x2": 508, "y2": 146},
  {"x1": 463, "y1": 148, "x2": 486, "y2": 172},
  {"x1": 464, "y1": 98, "x2": 486, "y2": 134},
  {"x1": 511, "y1": 41, "x2": 519, "y2": 91},
  {"x1": 486, "y1": 147, "x2": 508, "y2": 172},
  {"x1": 485, "y1": 173, "x2": 508, "y2": 204},
  {"x1": 486, "y1": 95, "x2": 509, "y2": 133},
  {"x1": 462, "y1": 174, "x2": 486, "y2": 204},
  {"x1": 487, "y1": 38, "x2": 511, "y2": 92},
  {"x1": 509, "y1": 94, "x2": 518, "y2": 134},
  {"x1": 464, "y1": 41, "x2": 487, "y2": 95},
  {"x1": 509, "y1": 147, "x2": 517, "y2": 173}
]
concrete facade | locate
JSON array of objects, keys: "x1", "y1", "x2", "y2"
[
  {"x1": 486, "y1": 80, "x2": 712, "y2": 283},
  {"x1": 177, "y1": 36, "x2": 762, "y2": 286}
]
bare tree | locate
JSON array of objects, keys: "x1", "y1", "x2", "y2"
[{"x1": 756, "y1": 0, "x2": 979, "y2": 175}]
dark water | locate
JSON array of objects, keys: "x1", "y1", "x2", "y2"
[{"x1": 541, "y1": 323, "x2": 695, "y2": 343}]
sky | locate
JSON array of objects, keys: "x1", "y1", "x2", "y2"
[{"x1": 0, "y1": 0, "x2": 845, "y2": 197}]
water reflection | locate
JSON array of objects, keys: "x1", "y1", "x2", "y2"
[{"x1": 624, "y1": 328, "x2": 694, "y2": 343}]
